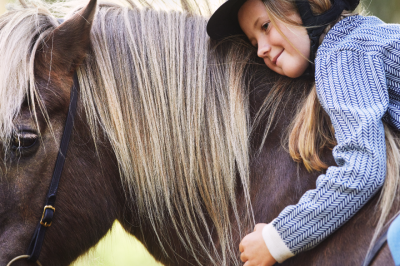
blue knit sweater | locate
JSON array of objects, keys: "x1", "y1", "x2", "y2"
[{"x1": 262, "y1": 15, "x2": 400, "y2": 262}]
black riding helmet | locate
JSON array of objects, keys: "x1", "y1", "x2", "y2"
[{"x1": 207, "y1": 0, "x2": 360, "y2": 63}]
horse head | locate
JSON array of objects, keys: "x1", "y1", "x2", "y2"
[{"x1": 0, "y1": 1, "x2": 127, "y2": 265}]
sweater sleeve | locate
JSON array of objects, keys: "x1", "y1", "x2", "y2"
[{"x1": 262, "y1": 50, "x2": 389, "y2": 262}]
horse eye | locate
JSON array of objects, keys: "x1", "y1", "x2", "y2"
[{"x1": 11, "y1": 131, "x2": 38, "y2": 150}]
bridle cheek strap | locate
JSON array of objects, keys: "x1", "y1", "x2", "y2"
[{"x1": 26, "y1": 72, "x2": 79, "y2": 262}]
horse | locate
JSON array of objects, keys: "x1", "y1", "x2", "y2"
[{"x1": 0, "y1": 0, "x2": 398, "y2": 265}]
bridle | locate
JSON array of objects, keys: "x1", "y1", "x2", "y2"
[{"x1": 7, "y1": 72, "x2": 79, "y2": 266}]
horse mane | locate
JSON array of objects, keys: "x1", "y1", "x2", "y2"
[
  {"x1": 79, "y1": 3, "x2": 257, "y2": 264},
  {"x1": 0, "y1": 0, "x2": 259, "y2": 264},
  {"x1": 0, "y1": 3, "x2": 57, "y2": 146}
]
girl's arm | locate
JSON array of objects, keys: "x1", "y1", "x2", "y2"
[{"x1": 262, "y1": 50, "x2": 389, "y2": 262}]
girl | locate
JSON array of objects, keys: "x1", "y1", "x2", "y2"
[{"x1": 207, "y1": 0, "x2": 400, "y2": 265}]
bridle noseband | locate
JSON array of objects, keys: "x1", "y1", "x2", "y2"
[{"x1": 7, "y1": 72, "x2": 79, "y2": 265}]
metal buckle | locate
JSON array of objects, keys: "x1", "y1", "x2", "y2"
[
  {"x1": 40, "y1": 205, "x2": 55, "y2": 227},
  {"x1": 7, "y1": 255, "x2": 42, "y2": 266}
]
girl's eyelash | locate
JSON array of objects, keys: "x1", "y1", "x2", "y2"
[{"x1": 262, "y1": 22, "x2": 270, "y2": 30}]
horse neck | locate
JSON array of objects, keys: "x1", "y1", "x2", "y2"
[{"x1": 245, "y1": 70, "x2": 327, "y2": 222}]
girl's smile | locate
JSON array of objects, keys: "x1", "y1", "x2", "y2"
[
  {"x1": 238, "y1": 0, "x2": 311, "y2": 78},
  {"x1": 272, "y1": 49, "x2": 283, "y2": 65}
]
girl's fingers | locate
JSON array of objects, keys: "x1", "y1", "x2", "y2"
[
  {"x1": 239, "y1": 242, "x2": 244, "y2": 253},
  {"x1": 254, "y1": 223, "x2": 264, "y2": 231},
  {"x1": 240, "y1": 252, "x2": 248, "y2": 262},
  {"x1": 243, "y1": 261, "x2": 251, "y2": 266}
]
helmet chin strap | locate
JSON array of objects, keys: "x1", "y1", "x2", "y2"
[{"x1": 295, "y1": 0, "x2": 350, "y2": 76}]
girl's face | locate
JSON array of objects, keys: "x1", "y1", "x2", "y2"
[{"x1": 238, "y1": 0, "x2": 310, "y2": 78}]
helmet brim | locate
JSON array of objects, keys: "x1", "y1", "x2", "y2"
[{"x1": 207, "y1": 0, "x2": 247, "y2": 40}]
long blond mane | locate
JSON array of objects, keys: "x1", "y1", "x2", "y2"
[
  {"x1": 79, "y1": 2, "x2": 255, "y2": 264},
  {"x1": 0, "y1": 0, "x2": 255, "y2": 265}
]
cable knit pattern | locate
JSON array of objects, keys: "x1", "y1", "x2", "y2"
[{"x1": 270, "y1": 15, "x2": 400, "y2": 255}]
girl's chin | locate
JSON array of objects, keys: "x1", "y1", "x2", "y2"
[
  {"x1": 285, "y1": 70, "x2": 303, "y2": 78},
  {"x1": 283, "y1": 63, "x2": 310, "y2": 78},
  {"x1": 264, "y1": 60, "x2": 309, "y2": 78},
  {"x1": 266, "y1": 63, "x2": 284, "y2": 76}
]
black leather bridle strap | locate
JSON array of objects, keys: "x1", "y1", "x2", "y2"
[{"x1": 27, "y1": 72, "x2": 79, "y2": 262}]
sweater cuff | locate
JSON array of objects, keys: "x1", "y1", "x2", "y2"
[{"x1": 262, "y1": 222, "x2": 294, "y2": 263}]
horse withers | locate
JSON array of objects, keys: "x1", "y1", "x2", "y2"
[{"x1": 0, "y1": 0, "x2": 398, "y2": 265}]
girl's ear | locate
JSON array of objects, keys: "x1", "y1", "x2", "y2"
[{"x1": 39, "y1": 0, "x2": 97, "y2": 74}]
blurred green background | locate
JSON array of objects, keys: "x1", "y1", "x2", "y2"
[
  {"x1": 70, "y1": 221, "x2": 163, "y2": 266},
  {"x1": 365, "y1": 0, "x2": 400, "y2": 23},
  {"x1": 0, "y1": 0, "x2": 398, "y2": 265}
]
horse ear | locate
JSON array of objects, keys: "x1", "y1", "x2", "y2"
[{"x1": 40, "y1": 0, "x2": 97, "y2": 74}]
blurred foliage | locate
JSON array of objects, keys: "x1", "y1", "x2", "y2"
[
  {"x1": 363, "y1": 0, "x2": 400, "y2": 23},
  {"x1": 72, "y1": 222, "x2": 162, "y2": 266}
]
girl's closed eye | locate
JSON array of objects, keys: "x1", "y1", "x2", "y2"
[{"x1": 261, "y1": 22, "x2": 270, "y2": 31}]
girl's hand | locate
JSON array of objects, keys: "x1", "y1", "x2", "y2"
[{"x1": 239, "y1": 223, "x2": 277, "y2": 266}]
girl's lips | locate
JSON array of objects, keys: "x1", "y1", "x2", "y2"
[{"x1": 272, "y1": 49, "x2": 284, "y2": 65}]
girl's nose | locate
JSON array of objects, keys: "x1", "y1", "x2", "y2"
[{"x1": 257, "y1": 41, "x2": 271, "y2": 58}]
